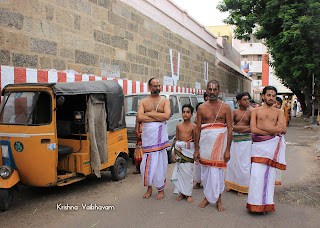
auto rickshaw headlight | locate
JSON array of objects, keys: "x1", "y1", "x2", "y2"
[{"x1": 0, "y1": 166, "x2": 13, "y2": 179}]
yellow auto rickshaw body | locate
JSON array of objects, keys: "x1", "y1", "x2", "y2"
[{"x1": 0, "y1": 80, "x2": 128, "y2": 210}]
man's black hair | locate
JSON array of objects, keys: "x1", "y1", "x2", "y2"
[
  {"x1": 196, "y1": 102, "x2": 202, "y2": 111},
  {"x1": 236, "y1": 92, "x2": 251, "y2": 101},
  {"x1": 262, "y1": 86, "x2": 277, "y2": 95},
  {"x1": 182, "y1": 103, "x2": 194, "y2": 113},
  {"x1": 148, "y1": 78, "x2": 156, "y2": 86},
  {"x1": 203, "y1": 92, "x2": 208, "y2": 99},
  {"x1": 276, "y1": 97, "x2": 283, "y2": 106},
  {"x1": 207, "y1": 80, "x2": 220, "y2": 89}
]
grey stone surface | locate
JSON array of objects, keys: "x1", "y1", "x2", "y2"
[
  {"x1": 60, "y1": 48, "x2": 74, "y2": 59},
  {"x1": 128, "y1": 23, "x2": 138, "y2": 33},
  {"x1": 0, "y1": 49, "x2": 10, "y2": 65},
  {"x1": 0, "y1": 8, "x2": 24, "y2": 30},
  {"x1": 110, "y1": 35, "x2": 128, "y2": 50},
  {"x1": 74, "y1": 14, "x2": 81, "y2": 30},
  {"x1": 12, "y1": 53, "x2": 37, "y2": 68},
  {"x1": 125, "y1": 31, "x2": 134, "y2": 41},
  {"x1": 45, "y1": 4, "x2": 54, "y2": 21},
  {"x1": 94, "y1": 30, "x2": 110, "y2": 45},
  {"x1": 108, "y1": 12, "x2": 127, "y2": 30},
  {"x1": 112, "y1": 59, "x2": 130, "y2": 73},
  {"x1": 25, "y1": 17, "x2": 32, "y2": 34},
  {"x1": 53, "y1": 58, "x2": 66, "y2": 69},
  {"x1": 75, "y1": 50, "x2": 98, "y2": 66},
  {"x1": 40, "y1": 56, "x2": 52, "y2": 69},
  {"x1": 131, "y1": 13, "x2": 144, "y2": 25},
  {"x1": 138, "y1": 45, "x2": 147, "y2": 56},
  {"x1": 30, "y1": 38, "x2": 57, "y2": 55},
  {"x1": 89, "y1": 0, "x2": 97, "y2": 4},
  {"x1": 147, "y1": 49, "x2": 159, "y2": 60},
  {"x1": 81, "y1": 66, "x2": 94, "y2": 74},
  {"x1": 131, "y1": 63, "x2": 144, "y2": 75},
  {"x1": 98, "y1": 0, "x2": 110, "y2": 8}
]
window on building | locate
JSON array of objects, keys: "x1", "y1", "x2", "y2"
[
  {"x1": 258, "y1": 75, "x2": 262, "y2": 80},
  {"x1": 258, "y1": 55, "x2": 262, "y2": 61}
]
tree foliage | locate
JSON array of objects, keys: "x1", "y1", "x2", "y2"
[{"x1": 218, "y1": 0, "x2": 320, "y2": 115}]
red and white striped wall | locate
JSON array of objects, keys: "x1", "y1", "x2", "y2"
[{"x1": 0, "y1": 66, "x2": 205, "y2": 95}]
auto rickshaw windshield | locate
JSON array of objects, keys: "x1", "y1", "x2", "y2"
[{"x1": 0, "y1": 91, "x2": 51, "y2": 125}]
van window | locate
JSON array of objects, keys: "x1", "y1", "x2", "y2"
[
  {"x1": 180, "y1": 97, "x2": 191, "y2": 107},
  {"x1": 124, "y1": 95, "x2": 147, "y2": 116},
  {"x1": 169, "y1": 96, "x2": 179, "y2": 114},
  {"x1": 191, "y1": 97, "x2": 198, "y2": 113}
]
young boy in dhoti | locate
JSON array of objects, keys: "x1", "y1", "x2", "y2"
[
  {"x1": 171, "y1": 104, "x2": 196, "y2": 203},
  {"x1": 225, "y1": 92, "x2": 252, "y2": 196},
  {"x1": 194, "y1": 80, "x2": 232, "y2": 211},
  {"x1": 247, "y1": 86, "x2": 287, "y2": 213},
  {"x1": 137, "y1": 78, "x2": 171, "y2": 200}
]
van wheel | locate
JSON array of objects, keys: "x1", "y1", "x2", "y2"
[
  {"x1": 0, "y1": 188, "x2": 14, "y2": 211},
  {"x1": 111, "y1": 157, "x2": 127, "y2": 181}
]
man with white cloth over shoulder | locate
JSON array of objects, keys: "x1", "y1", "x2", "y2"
[
  {"x1": 137, "y1": 78, "x2": 171, "y2": 200},
  {"x1": 194, "y1": 80, "x2": 232, "y2": 211}
]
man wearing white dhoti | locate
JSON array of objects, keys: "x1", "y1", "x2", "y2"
[
  {"x1": 137, "y1": 78, "x2": 171, "y2": 200},
  {"x1": 225, "y1": 92, "x2": 252, "y2": 196},
  {"x1": 194, "y1": 80, "x2": 232, "y2": 211},
  {"x1": 248, "y1": 86, "x2": 287, "y2": 213},
  {"x1": 171, "y1": 104, "x2": 196, "y2": 203}
]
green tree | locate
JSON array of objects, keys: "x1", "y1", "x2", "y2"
[{"x1": 218, "y1": 0, "x2": 320, "y2": 115}]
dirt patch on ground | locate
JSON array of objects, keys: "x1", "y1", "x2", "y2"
[
  {"x1": 277, "y1": 118, "x2": 320, "y2": 208},
  {"x1": 278, "y1": 174, "x2": 320, "y2": 208}
]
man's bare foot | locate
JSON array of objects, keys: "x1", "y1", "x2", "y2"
[
  {"x1": 176, "y1": 194, "x2": 186, "y2": 201},
  {"x1": 187, "y1": 196, "x2": 193, "y2": 203},
  {"x1": 143, "y1": 186, "x2": 152, "y2": 198},
  {"x1": 237, "y1": 192, "x2": 244, "y2": 197},
  {"x1": 225, "y1": 188, "x2": 231, "y2": 192},
  {"x1": 193, "y1": 183, "x2": 201, "y2": 189},
  {"x1": 198, "y1": 198, "x2": 209, "y2": 208},
  {"x1": 217, "y1": 200, "x2": 226, "y2": 212},
  {"x1": 156, "y1": 190, "x2": 165, "y2": 200}
]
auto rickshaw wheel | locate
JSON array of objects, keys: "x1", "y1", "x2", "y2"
[
  {"x1": 111, "y1": 157, "x2": 127, "y2": 181},
  {"x1": 0, "y1": 188, "x2": 14, "y2": 211}
]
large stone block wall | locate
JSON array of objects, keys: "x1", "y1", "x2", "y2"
[{"x1": 0, "y1": 0, "x2": 251, "y2": 93}]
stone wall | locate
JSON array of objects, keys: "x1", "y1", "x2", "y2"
[{"x1": 0, "y1": 0, "x2": 251, "y2": 93}]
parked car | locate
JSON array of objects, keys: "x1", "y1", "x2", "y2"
[
  {"x1": 223, "y1": 97, "x2": 238, "y2": 110},
  {"x1": 124, "y1": 92, "x2": 198, "y2": 163}
]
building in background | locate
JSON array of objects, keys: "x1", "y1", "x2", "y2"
[{"x1": 207, "y1": 26, "x2": 292, "y2": 102}]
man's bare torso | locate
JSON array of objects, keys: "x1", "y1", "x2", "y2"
[
  {"x1": 141, "y1": 95, "x2": 165, "y2": 113},
  {"x1": 255, "y1": 106, "x2": 280, "y2": 129},
  {"x1": 233, "y1": 108, "x2": 251, "y2": 126},
  {"x1": 200, "y1": 100, "x2": 228, "y2": 124}
]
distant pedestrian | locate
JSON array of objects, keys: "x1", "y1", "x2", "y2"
[{"x1": 293, "y1": 101, "x2": 297, "y2": 117}]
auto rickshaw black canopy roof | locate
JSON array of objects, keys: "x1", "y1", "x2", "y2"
[{"x1": 2, "y1": 80, "x2": 126, "y2": 131}]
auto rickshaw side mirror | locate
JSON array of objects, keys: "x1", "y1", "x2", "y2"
[{"x1": 57, "y1": 96, "x2": 65, "y2": 106}]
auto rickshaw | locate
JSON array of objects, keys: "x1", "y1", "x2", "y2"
[{"x1": 0, "y1": 80, "x2": 129, "y2": 211}]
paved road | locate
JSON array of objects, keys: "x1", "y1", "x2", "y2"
[{"x1": 1, "y1": 117, "x2": 319, "y2": 228}]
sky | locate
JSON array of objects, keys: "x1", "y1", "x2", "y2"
[{"x1": 171, "y1": 0, "x2": 229, "y2": 26}]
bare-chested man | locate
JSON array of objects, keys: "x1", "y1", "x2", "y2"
[
  {"x1": 194, "y1": 80, "x2": 232, "y2": 211},
  {"x1": 137, "y1": 78, "x2": 171, "y2": 200},
  {"x1": 225, "y1": 92, "x2": 252, "y2": 197},
  {"x1": 247, "y1": 86, "x2": 287, "y2": 213}
]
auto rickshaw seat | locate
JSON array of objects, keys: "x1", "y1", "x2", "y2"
[{"x1": 58, "y1": 145, "x2": 73, "y2": 156}]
